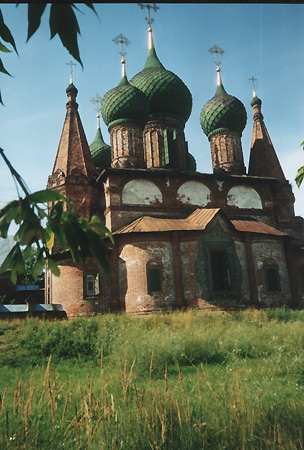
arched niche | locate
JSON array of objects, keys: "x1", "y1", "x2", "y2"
[
  {"x1": 177, "y1": 181, "x2": 211, "y2": 206},
  {"x1": 122, "y1": 179, "x2": 162, "y2": 205},
  {"x1": 227, "y1": 186, "x2": 262, "y2": 209}
]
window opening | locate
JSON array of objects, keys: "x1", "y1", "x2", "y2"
[
  {"x1": 210, "y1": 250, "x2": 230, "y2": 292},
  {"x1": 147, "y1": 261, "x2": 162, "y2": 293},
  {"x1": 266, "y1": 267, "x2": 280, "y2": 292},
  {"x1": 86, "y1": 274, "x2": 100, "y2": 296}
]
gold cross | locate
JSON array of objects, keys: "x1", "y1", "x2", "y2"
[
  {"x1": 66, "y1": 60, "x2": 77, "y2": 83},
  {"x1": 113, "y1": 34, "x2": 131, "y2": 58},
  {"x1": 249, "y1": 76, "x2": 257, "y2": 92},
  {"x1": 208, "y1": 44, "x2": 224, "y2": 68},
  {"x1": 138, "y1": 3, "x2": 159, "y2": 27},
  {"x1": 90, "y1": 94, "x2": 102, "y2": 113}
]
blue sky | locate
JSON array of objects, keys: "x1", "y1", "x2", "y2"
[{"x1": 1, "y1": 3, "x2": 304, "y2": 217}]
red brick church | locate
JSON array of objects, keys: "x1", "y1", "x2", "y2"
[{"x1": 45, "y1": 24, "x2": 304, "y2": 318}]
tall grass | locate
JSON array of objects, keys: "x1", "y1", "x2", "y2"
[{"x1": 0, "y1": 308, "x2": 303, "y2": 449}]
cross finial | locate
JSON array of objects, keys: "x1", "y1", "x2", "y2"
[
  {"x1": 90, "y1": 94, "x2": 102, "y2": 114},
  {"x1": 249, "y1": 76, "x2": 258, "y2": 97},
  {"x1": 113, "y1": 33, "x2": 131, "y2": 60},
  {"x1": 138, "y1": 3, "x2": 159, "y2": 28},
  {"x1": 208, "y1": 44, "x2": 224, "y2": 70},
  {"x1": 66, "y1": 60, "x2": 77, "y2": 84}
]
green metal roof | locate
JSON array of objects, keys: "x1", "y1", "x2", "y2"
[
  {"x1": 89, "y1": 128, "x2": 111, "y2": 169},
  {"x1": 251, "y1": 96, "x2": 262, "y2": 107},
  {"x1": 187, "y1": 153, "x2": 197, "y2": 172},
  {"x1": 66, "y1": 83, "x2": 78, "y2": 95},
  {"x1": 130, "y1": 48, "x2": 192, "y2": 123},
  {"x1": 101, "y1": 75, "x2": 150, "y2": 129},
  {"x1": 200, "y1": 81, "x2": 247, "y2": 138}
]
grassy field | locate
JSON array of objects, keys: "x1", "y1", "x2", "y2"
[{"x1": 0, "y1": 308, "x2": 303, "y2": 449}]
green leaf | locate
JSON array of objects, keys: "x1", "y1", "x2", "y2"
[
  {"x1": 295, "y1": 165, "x2": 304, "y2": 188},
  {"x1": 27, "y1": 4, "x2": 47, "y2": 42},
  {"x1": 62, "y1": 220, "x2": 80, "y2": 260},
  {"x1": 27, "y1": 189, "x2": 66, "y2": 204},
  {"x1": 0, "y1": 200, "x2": 20, "y2": 225},
  {"x1": 88, "y1": 230, "x2": 110, "y2": 276},
  {"x1": 0, "y1": 41, "x2": 11, "y2": 52},
  {"x1": 32, "y1": 254, "x2": 45, "y2": 280},
  {"x1": 0, "y1": 245, "x2": 16, "y2": 273},
  {"x1": 90, "y1": 215, "x2": 114, "y2": 243},
  {"x1": 83, "y1": 3, "x2": 98, "y2": 16},
  {"x1": 300, "y1": 141, "x2": 304, "y2": 147},
  {"x1": 0, "y1": 57, "x2": 11, "y2": 76},
  {"x1": 47, "y1": 256, "x2": 60, "y2": 277},
  {"x1": 49, "y1": 4, "x2": 82, "y2": 67},
  {"x1": 0, "y1": 9, "x2": 18, "y2": 54}
]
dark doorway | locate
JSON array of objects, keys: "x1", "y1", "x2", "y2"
[{"x1": 210, "y1": 250, "x2": 230, "y2": 292}]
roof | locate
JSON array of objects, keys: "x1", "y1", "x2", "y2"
[
  {"x1": 114, "y1": 209, "x2": 220, "y2": 234},
  {"x1": 114, "y1": 208, "x2": 287, "y2": 237},
  {"x1": 130, "y1": 46, "x2": 192, "y2": 123},
  {"x1": 51, "y1": 84, "x2": 97, "y2": 178},
  {"x1": 101, "y1": 75, "x2": 150, "y2": 128},
  {"x1": 200, "y1": 80, "x2": 247, "y2": 139},
  {"x1": 231, "y1": 220, "x2": 287, "y2": 236}
]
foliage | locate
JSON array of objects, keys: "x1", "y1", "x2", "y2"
[
  {"x1": 0, "y1": 188, "x2": 113, "y2": 284},
  {"x1": 0, "y1": 3, "x2": 97, "y2": 104},
  {"x1": 16, "y1": 247, "x2": 45, "y2": 286},
  {"x1": 0, "y1": 147, "x2": 113, "y2": 284},
  {"x1": 296, "y1": 142, "x2": 304, "y2": 187},
  {"x1": 0, "y1": 310, "x2": 304, "y2": 449}
]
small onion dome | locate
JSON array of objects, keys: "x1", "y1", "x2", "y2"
[
  {"x1": 200, "y1": 82, "x2": 247, "y2": 139},
  {"x1": 130, "y1": 47, "x2": 192, "y2": 123},
  {"x1": 251, "y1": 95, "x2": 262, "y2": 107},
  {"x1": 187, "y1": 153, "x2": 197, "y2": 172},
  {"x1": 101, "y1": 75, "x2": 150, "y2": 129},
  {"x1": 66, "y1": 83, "x2": 78, "y2": 96},
  {"x1": 89, "y1": 128, "x2": 111, "y2": 170}
]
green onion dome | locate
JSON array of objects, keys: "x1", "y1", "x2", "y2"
[
  {"x1": 101, "y1": 75, "x2": 150, "y2": 129},
  {"x1": 200, "y1": 81, "x2": 247, "y2": 139},
  {"x1": 187, "y1": 153, "x2": 197, "y2": 172},
  {"x1": 251, "y1": 96, "x2": 262, "y2": 107},
  {"x1": 89, "y1": 124, "x2": 111, "y2": 170},
  {"x1": 130, "y1": 47, "x2": 192, "y2": 123},
  {"x1": 66, "y1": 83, "x2": 78, "y2": 96}
]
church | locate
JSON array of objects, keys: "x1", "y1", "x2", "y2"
[{"x1": 45, "y1": 15, "x2": 304, "y2": 318}]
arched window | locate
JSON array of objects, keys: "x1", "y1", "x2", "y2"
[
  {"x1": 84, "y1": 273, "x2": 100, "y2": 297},
  {"x1": 177, "y1": 181, "x2": 211, "y2": 207},
  {"x1": 122, "y1": 180, "x2": 162, "y2": 205},
  {"x1": 264, "y1": 260, "x2": 281, "y2": 292},
  {"x1": 227, "y1": 186, "x2": 263, "y2": 209},
  {"x1": 147, "y1": 261, "x2": 162, "y2": 294}
]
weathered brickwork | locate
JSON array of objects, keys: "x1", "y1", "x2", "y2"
[
  {"x1": 46, "y1": 64, "x2": 304, "y2": 316},
  {"x1": 210, "y1": 130, "x2": 246, "y2": 175},
  {"x1": 251, "y1": 239, "x2": 292, "y2": 307},
  {"x1": 110, "y1": 123, "x2": 146, "y2": 169},
  {"x1": 46, "y1": 257, "x2": 110, "y2": 318},
  {"x1": 143, "y1": 116, "x2": 188, "y2": 169},
  {"x1": 118, "y1": 239, "x2": 176, "y2": 314}
]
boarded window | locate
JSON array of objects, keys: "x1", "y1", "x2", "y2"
[
  {"x1": 147, "y1": 261, "x2": 162, "y2": 293},
  {"x1": 210, "y1": 250, "x2": 231, "y2": 292}
]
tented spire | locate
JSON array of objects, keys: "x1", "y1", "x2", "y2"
[{"x1": 248, "y1": 90, "x2": 285, "y2": 180}]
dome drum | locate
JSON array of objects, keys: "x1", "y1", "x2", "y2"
[
  {"x1": 200, "y1": 81, "x2": 247, "y2": 175},
  {"x1": 110, "y1": 123, "x2": 146, "y2": 169},
  {"x1": 210, "y1": 130, "x2": 246, "y2": 175},
  {"x1": 143, "y1": 116, "x2": 188, "y2": 170}
]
